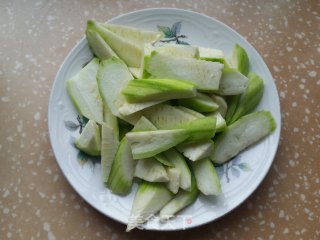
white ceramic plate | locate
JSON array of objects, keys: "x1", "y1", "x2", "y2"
[{"x1": 48, "y1": 8, "x2": 281, "y2": 231}]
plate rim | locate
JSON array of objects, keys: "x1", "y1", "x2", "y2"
[{"x1": 48, "y1": 7, "x2": 281, "y2": 231}]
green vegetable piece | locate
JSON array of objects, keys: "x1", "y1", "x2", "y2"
[
  {"x1": 211, "y1": 111, "x2": 276, "y2": 164},
  {"x1": 159, "y1": 173, "x2": 199, "y2": 221},
  {"x1": 177, "y1": 116, "x2": 216, "y2": 143},
  {"x1": 223, "y1": 44, "x2": 250, "y2": 120},
  {"x1": 119, "y1": 100, "x2": 163, "y2": 117},
  {"x1": 97, "y1": 57, "x2": 161, "y2": 122},
  {"x1": 141, "y1": 104, "x2": 198, "y2": 129},
  {"x1": 74, "y1": 120, "x2": 101, "y2": 156},
  {"x1": 133, "y1": 116, "x2": 157, "y2": 131},
  {"x1": 134, "y1": 158, "x2": 169, "y2": 182},
  {"x1": 206, "y1": 111, "x2": 227, "y2": 132},
  {"x1": 190, "y1": 158, "x2": 221, "y2": 195},
  {"x1": 154, "y1": 153, "x2": 174, "y2": 167},
  {"x1": 141, "y1": 104, "x2": 215, "y2": 160},
  {"x1": 155, "y1": 44, "x2": 199, "y2": 58},
  {"x1": 178, "y1": 92, "x2": 219, "y2": 113},
  {"x1": 176, "y1": 139, "x2": 215, "y2": 161},
  {"x1": 217, "y1": 68, "x2": 248, "y2": 96},
  {"x1": 106, "y1": 115, "x2": 152, "y2": 193},
  {"x1": 103, "y1": 104, "x2": 119, "y2": 139},
  {"x1": 126, "y1": 129, "x2": 189, "y2": 159},
  {"x1": 165, "y1": 167, "x2": 180, "y2": 194},
  {"x1": 176, "y1": 106, "x2": 204, "y2": 118},
  {"x1": 210, "y1": 94, "x2": 228, "y2": 118},
  {"x1": 128, "y1": 67, "x2": 143, "y2": 79},
  {"x1": 198, "y1": 47, "x2": 229, "y2": 66},
  {"x1": 66, "y1": 58, "x2": 103, "y2": 123},
  {"x1": 101, "y1": 123, "x2": 119, "y2": 184},
  {"x1": 100, "y1": 69, "x2": 120, "y2": 184},
  {"x1": 164, "y1": 149, "x2": 192, "y2": 191},
  {"x1": 122, "y1": 78, "x2": 196, "y2": 103},
  {"x1": 230, "y1": 44, "x2": 250, "y2": 76},
  {"x1": 139, "y1": 44, "x2": 155, "y2": 79},
  {"x1": 126, "y1": 181, "x2": 174, "y2": 231},
  {"x1": 97, "y1": 57, "x2": 131, "y2": 117},
  {"x1": 134, "y1": 116, "x2": 175, "y2": 167},
  {"x1": 106, "y1": 137, "x2": 135, "y2": 195},
  {"x1": 85, "y1": 29, "x2": 118, "y2": 60},
  {"x1": 87, "y1": 20, "x2": 142, "y2": 67},
  {"x1": 229, "y1": 72, "x2": 264, "y2": 124},
  {"x1": 145, "y1": 51, "x2": 224, "y2": 91},
  {"x1": 225, "y1": 94, "x2": 241, "y2": 125},
  {"x1": 103, "y1": 23, "x2": 163, "y2": 45}
]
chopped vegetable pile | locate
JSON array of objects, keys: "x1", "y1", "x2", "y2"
[{"x1": 66, "y1": 19, "x2": 276, "y2": 231}]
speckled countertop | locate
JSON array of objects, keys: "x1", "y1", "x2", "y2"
[{"x1": 1, "y1": 0, "x2": 319, "y2": 239}]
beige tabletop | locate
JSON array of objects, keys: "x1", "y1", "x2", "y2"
[{"x1": 1, "y1": 0, "x2": 319, "y2": 239}]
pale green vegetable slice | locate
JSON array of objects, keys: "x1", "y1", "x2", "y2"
[
  {"x1": 132, "y1": 114, "x2": 202, "y2": 163},
  {"x1": 129, "y1": 44, "x2": 155, "y2": 79},
  {"x1": 128, "y1": 116, "x2": 189, "y2": 160},
  {"x1": 101, "y1": 123, "x2": 119, "y2": 184},
  {"x1": 176, "y1": 139, "x2": 215, "y2": 161},
  {"x1": 190, "y1": 158, "x2": 221, "y2": 195},
  {"x1": 229, "y1": 72, "x2": 264, "y2": 124},
  {"x1": 126, "y1": 182, "x2": 173, "y2": 232},
  {"x1": 139, "y1": 44, "x2": 155, "y2": 79},
  {"x1": 85, "y1": 29, "x2": 118, "y2": 60},
  {"x1": 122, "y1": 78, "x2": 196, "y2": 103},
  {"x1": 97, "y1": 57, "x2": 132, "y2": 117},
  {"x1": 165, "y1": 167, "x2": 180, "y2": 194},
  {"x1": 145, "y1": 51, "x2": 224, "y2": 91},
  {"x1": 97, "y1": 57, "x2": 162, "y2": 121},
  {"x1": 164, "y1": 149, "x2": 191, "y2": 191},
  {"x1": 159, "y1": 174, "x2": 198, "y2": 221},
  {"x1": 225, "y1": 44, "x2": 251, "y2": 123},
  {"x1": 176, "y1": 116, "x2": 216, "y2": 143},
  {"x1": 103, "y1": 23, "x2": 163, "y2": 45},
  {"x1": 132, "y1": 116, "x2": 169, "y2": 182},
  {"x1": 217, "y1": 68, "x2": 248, "y2": 95},
  {"x1": 178, "y1": 92, "x2": 219, "y2": 113},
  {"x1": 141, "y1": 104, "x2": 198, "y2": 129},
  {"x1": 87, "y1": 20, "x2": 142, "y2": 67},
  {"x1": 154, "y1": 153, "x2": 173, "y2": 167},
  {"x1": 155, "y1": 44, "x2": 199, "y2": 58},
  {"x1": 176, "y1": 106, "x2": 204, "y2": 118},
  {"x1": 74, "y1": 120, "x2": 101, "y2": 156},
  {"x1": 106, "y1": 115, "x2": 155, "y2": 194},
  {"x1": 210, "y1": 94, "x2": 228, "y2": 118},
  {"x1": 174, "y1": 107, "x2": 216, "y2": 160},
  {"x1": 129, "y1": 67, "x2": 143, "y2": 79},
  {"x1": 225, "y1": 94, "x2": 240, "y2": 124},
  {"x1": 230, "y1": 44, "x2": 250, "y2": 76},
  {"x1": 101, "y1": 105, "x2": 119, "y2": 183},
  {"x1": 141, "y1": 104, "x2": 216, "y2": 142},
  {"x1": 133, "y1": 116, "x2": 175, "y2": 167},
  {"x1": 119, "y1": 100, "x2": 163, "y2": 117},
  {"x1": 211, "y1": 111, "x2": 276, "y2": 164},
  {"x1": 141, "y1": 104, "x2": 215, "y2": 160},
  {"x1": 134, "y1": 158, "x2": 169, "y2": 182},
  {"x1": 66, "y1": 58, "x2": 103, "y2": 123},
  {"x1": 126, "y1": 129, "x2": 189, "y2": 159},
  {"x1": 214, "y1": 111, "x2": 227, "y2": 132},
  {"x1": 206, "y1": 111, "x2": 227, "y2": 132},
  {"x1": 198, "y1": 47, "x2": 228, "y2": 66},
  {"x1": 133, "y1": 116, "x2": 157, "y2": 131},
  {"x1": 103, "y1": 99, "x2": 119, "y2": 140},
  {"x1": 106, "y1": 137, "x2": 134, "y2": 195}
]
